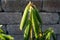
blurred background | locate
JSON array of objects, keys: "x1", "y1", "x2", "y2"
[{"x1": 0, "y1": 0, "x2": 60, "y2": 40}]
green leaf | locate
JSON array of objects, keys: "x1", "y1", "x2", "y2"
[
  {"x1": 20, "y1": 2, "x2": 31, "y2": 30},
  {"x1": 31, "y1": 7, "x2": 40, "y2": 40},
  {"x1": 0, "y1": 35, "x2": 6, "y2": 40},
  {"x1": 32, "y1": 5, "x2": 43, "y2": 25},
  {"x1": 24, "y1": 20, "x2": 31, "y2": 40},
  {"x1": 1, "y1": 34, "x2": 14, "y2": 40},
  {"x1": 0, "y1": 29, "x2": 5, "y2": 34},
  {"x1": 46, "y1": 32, "x2": 51, "y2": 40},
  {"x1": 51, "y1": 30, "x2": 56, "y2": 40}
]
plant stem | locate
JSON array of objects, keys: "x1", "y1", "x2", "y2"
[
  {"x1": 30, "y1": 27, "x2": 33, "y2": 40},
  {"x1": 41, "y1": 25, "x2": 43, "y2": 33}
]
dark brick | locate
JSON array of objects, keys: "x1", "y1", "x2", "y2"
[
  {"x1": 40, "y1": 13, "x2": 59, "y2": 24},
  {"x1": 1, "y1": 0, "x2": 42, "y2": 12},
  {"x1": 7, "y1": 25, "x2": 23, "y2": 35},
  {"x1": 31, "y1": 1, "x2": 42, "y2": 11},
  {"x1": 56, "y1": 34, "x2": 60, "y2": 40},
  {"x1": 7, "y1": 24, "x2": 60, "y2": 35},
  {"x1": 0, "y1": 12, "x2": 59, "y2": 24},
  {"x1": 12, "y1": 35, "x2": 24, "y2": 40},
  {"x1": 0, "y1": 12, "x2": 22, "y2": 24},
  {"x1": 0, "y1": 0, "x2": 1, "y2": 11},
  {"x1": 1, "y1": 0, "x2": 28, "y2": 12},
  {"x1": 43, "y1": 0, "x2": 60, "y2": 12},
  {"x1": 42, "y1": 24, "x2": 60, "y2": 34}
]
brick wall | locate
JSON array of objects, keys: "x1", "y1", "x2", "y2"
[{"x1": 0, "y1": 0, "x2": 60, "y2": 40}]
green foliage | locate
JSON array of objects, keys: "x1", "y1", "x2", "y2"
[
  {"x1": 0, "y1": 25, "x2": 14, "y2": 40},
  {"x1": 20, "y1": 1, "x2": 56, "y2": 40}
]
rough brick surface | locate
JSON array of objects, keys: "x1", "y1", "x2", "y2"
[
  {"x1": 7, "y1": 25, "x2": 23, "y2": 35},
  {"x1": 0, "y1": 6, "x2": 1, "y2": 11},
  {"x1": 58, "y1": 13, "x2": 60, "y2": 24},
  {"x1": 0, "y1": 12, "x2": 59, "y2": 24},
  {"x1": 43, "y1": 0, "x2": 60, "y2": 12},
  {"x1": 31, "y1": 1, "x2": 42, "y2": 11},
  {"x1": 40, "y1": 13, "x2": 59, "y2": 24},
  {"x1": 1, "y1": 0, "x2": 42, "y2": 12},
  {"x1": 7, "y1": 24, "x2": 60, "y2": 35},
  {"x1": 0, "y1": 0, "x2": 1, "y2": 11},
  {"x1": 56, "y1": 35, "x2": 60, "y2": 40},
  {"x1": 42, "y1": 24, "x2": 60, "y2": 34},
  {"x1": 0, "y1": 12, "x2": 22, "y2": 24},
  {"x1": 12, "y1": 35, "x2": 24, "y2": 40},
  {"x1": 1, "y1": 0, "x2": 28, "y2": 12}
]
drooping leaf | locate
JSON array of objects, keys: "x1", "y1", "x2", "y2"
[
  {"x1": 24, "y1": 20, "x2": 31, "y2": 40},
  {"x1": 20, "y1": 2, "x2": 31, "y2": 30}
]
